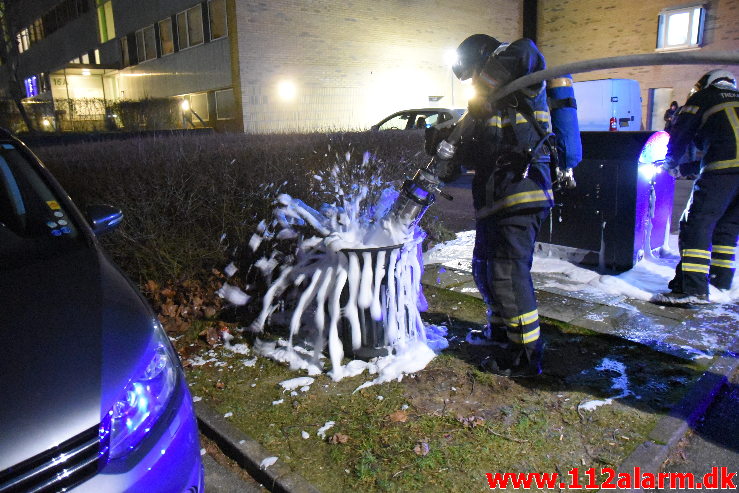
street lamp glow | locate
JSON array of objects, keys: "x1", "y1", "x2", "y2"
[
  {"x1": 278, "y1": 80, "x2": 296, "y2": 101},
  {"x1": 444, "y1": 49, "x2": 458, "y2": 68},
  {"x1": 180, "y1": 99, "x2": 190, "y2": 111}
]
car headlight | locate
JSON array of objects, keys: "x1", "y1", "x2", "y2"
[{"x1": 100, "y1": 325, "x2": 177, "y2": 461}]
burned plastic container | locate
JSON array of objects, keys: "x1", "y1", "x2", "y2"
[{"x1": 338, "y1": 245, "x2": 401, "y2": 361}]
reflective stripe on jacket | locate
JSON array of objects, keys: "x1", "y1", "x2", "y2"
[{"x1": 667, "y1": 86, "x2": 739, "y2": 174}]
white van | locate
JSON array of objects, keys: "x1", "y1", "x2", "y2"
[{"x1": 573, "y1": 79, "x2": 642, "y2": 131}]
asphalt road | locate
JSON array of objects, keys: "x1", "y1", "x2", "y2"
[{"x1": 431, "y1": 171, "x2": 475, "y2": 233}]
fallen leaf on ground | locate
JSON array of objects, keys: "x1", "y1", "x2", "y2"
[
  {"x1": 388, "y1": 410, "x2": 408, "y2": 423},
  {"x1": 199, "y1": 326, "x2": 220, "y2": 346},
  {"x1": 329, "y1": 433, "x2": 349, "y2": 444}
]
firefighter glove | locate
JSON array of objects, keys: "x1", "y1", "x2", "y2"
[
  {"x1": 679, "y1": 160, "x2": 700, "y2": 179},
  {"x1": 560, "y1": 167, "x2": 576, "y2": 189},
  {"x1": 656, "y1": 158, "x2": 680, "y2": 178}
]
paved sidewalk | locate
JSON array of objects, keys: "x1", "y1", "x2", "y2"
[{"x1": 422, "y1": 263, "x2": 738, "y2": 363}]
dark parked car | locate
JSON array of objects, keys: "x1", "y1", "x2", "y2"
[
  {"x1": 0, "y1": 130, "x2": 204, "y2": 492},
  {"x1": 371, "y1": 108, "x2": 466, "y2": 131}
]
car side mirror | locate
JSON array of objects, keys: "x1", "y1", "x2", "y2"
[{"x1": 86, "y1": 204, "x2": 123, "y2": 235}]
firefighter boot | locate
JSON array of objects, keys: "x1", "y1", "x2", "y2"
[
  {"x1": 483, "y1": 311, "x2": 509, "y2": 343},
  {"x1": 480, "y1": 339, "x2": 543, "y2": 377},
  {"x1": 653, "y1": 291, "x2": 711, "y2": 306}
]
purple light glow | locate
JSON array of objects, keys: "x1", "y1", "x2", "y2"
[
  {"x1": 637, "y1": 131, "x2": 670, "y2": 181},
  {"x1": 638, "y1": 130, "x2": 670, "y2": 164},
  {"x1": 103, "y1": 344, "x2": 176, "y2": 460}
]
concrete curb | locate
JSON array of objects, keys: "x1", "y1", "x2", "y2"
[
  {"x1": 195, "y1": 401, "x2": 321, "y2": 493},
  {"x1": 616, "y1": 335, "x2": 739, "y2": 492}
]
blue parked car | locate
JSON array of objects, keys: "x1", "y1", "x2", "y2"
[{"x1": 0, "y1": 130, "x2": 204, "y2": 492}]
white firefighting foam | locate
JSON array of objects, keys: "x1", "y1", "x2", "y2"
[{"x1": 220, "y1": 155, "x2": 442, "y2": 382}]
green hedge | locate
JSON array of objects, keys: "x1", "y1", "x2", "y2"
[{"x1": 34, "y1": 131, "x2": 450, "y2": 284}]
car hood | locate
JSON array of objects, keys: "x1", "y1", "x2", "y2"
[{"x1": 0, "y1": 246, "x2": 155, "y2": 471}]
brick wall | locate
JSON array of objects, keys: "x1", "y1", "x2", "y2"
[
  {"x1": 233, "y1": 0, "x2": 522, "y2": 132},
  {"x1": 538, "y1": 0, "x2": 739, "y2": 129}
]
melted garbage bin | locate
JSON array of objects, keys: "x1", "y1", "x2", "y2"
[{"x1": 339, "y1": 244, "x2": 402, "y2": 360}]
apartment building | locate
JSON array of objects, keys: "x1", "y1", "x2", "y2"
[
  {"x1": 2, "y1": 0, "x2": 736, "y2": 133},
  {"x1": 1, "y1": 0, "x2": 521, "y2": 132},
  {"x1": 537, "y1": 0, "x2": 739, "y2": 130}
]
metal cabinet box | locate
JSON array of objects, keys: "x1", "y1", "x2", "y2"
[{"x1": 537, "y1": 131, "x2": 675, "y2": 272}]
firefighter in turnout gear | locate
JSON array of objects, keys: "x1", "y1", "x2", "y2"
[
  {"x1": 654, "y1": 69, "x2": 739, "y2": 306},
  {"x1": 429, "y1": 34, "x2": 576, "y2": 376}
]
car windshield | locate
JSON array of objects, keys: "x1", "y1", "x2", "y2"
[{"x1": 0, "y1": 143, "x2": 84, "y2": 268}]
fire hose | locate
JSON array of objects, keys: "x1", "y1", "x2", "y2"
[{"x1": 388, "y1": 50, "x2": 739, "y2": 229}]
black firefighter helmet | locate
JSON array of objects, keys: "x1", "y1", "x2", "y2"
[{"x1": 452, "y1": 34, "x2": 502, "y2": 81}]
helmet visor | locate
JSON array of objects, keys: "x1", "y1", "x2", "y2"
[{"x1": 452, "y1": 59, "x2": 474, "y2": 81}]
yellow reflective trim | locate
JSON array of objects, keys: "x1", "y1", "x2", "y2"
[
  {"x1": 522, "y1": 327, "x2": 540, "y2": 344},
  {"x1": 683, "y1": 263, "x2": 710, "y2": 273},
  {"x1": 681, "y1": 105, "x2": 699, "y2": 114},
  {"x1": 703, "y1": 160, "x2": 739, "y2": 172},
  {"x1": 498, "y1": 189, "x2": 553, "y2": 209},
  {"x1": 701, "y1": 103, "x2": 739, "y2": 170},
  {"x1": 507, "y1": 327, "x2": 540, "y2": 345},
  {"x1": 504, "y1": 309, "x2": 538, "y2": 326},
  {"x1": 698, "y1": 102, "x2": 739, "y2": 173},
  {"x1": 486, "y1": 112, "x2": 550, "y2": 127},
  {"x1": 682, "y1": 249, "x2": 711, "y2": 259},
  {"x1": 533, "y1": 111, "x2": 551, "y2": 122},
  {"x1": 711, "y1": 259, "x2": 736, "y2": 269},
  {"x1": 713, "y1": 245, "x2": 736, "y2": 255},
  {"x1": 486, "y1": 116, "x2": 503, "y2": 128},
  {"x1": 700, "y1": 101, "x2": 739, "y2": 127},
  {"x1": 476, "y1": 189, "x2": 554, "y2": 220}
]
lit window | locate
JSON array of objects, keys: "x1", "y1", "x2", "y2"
[
  {"x1": 190, "y1": 92, "x2": 209, "y2": 123},
  {"x1": 209, "y1": 0, "x2": 227, "y2": 40},
  {"x1": 33, "y1": 19, "x2": 44, "y2": 43},
  {"x1": 144, "y1": 25, "x2": 157, "y2": 60},
  {"x1": 657, "y1": 5, "x2": 705, "y2": 50},
  {"x1": 136, "y1": 30, "x2": 145, "y2": 62},
  {"x1": 81, "y1": 53, "x2": 90, "y2": 64},
  {"x1": 159, "y1": 18, "x2": 174, "y2": 55},
  {"x1": 24, "y1": 76, "x2": 39, "y2": 98},
  {"x1": 215, "y1": 88, "x2": 235, "y2": 119},
  {"x1": 135, "y1": 26, "x2": 157, "y2": 62},
  {"x1": 177, "y1": 5, "x2": 204, "y2": 49},
  {"x1": 94, "y1": 48, "x2": 101, "y2": 64},
  {"x1": 187, "y1": 5, "x2": 204, "y2": 46},
  {"x1": 96, "y1": 0, "x2": 116, "y2": 43},
  {"x1": 176, "y1": 11, "x2": 187, "y2": 49},
  {"x1": 16, "y1": 28, "x2": 30, "y2": 53}
]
